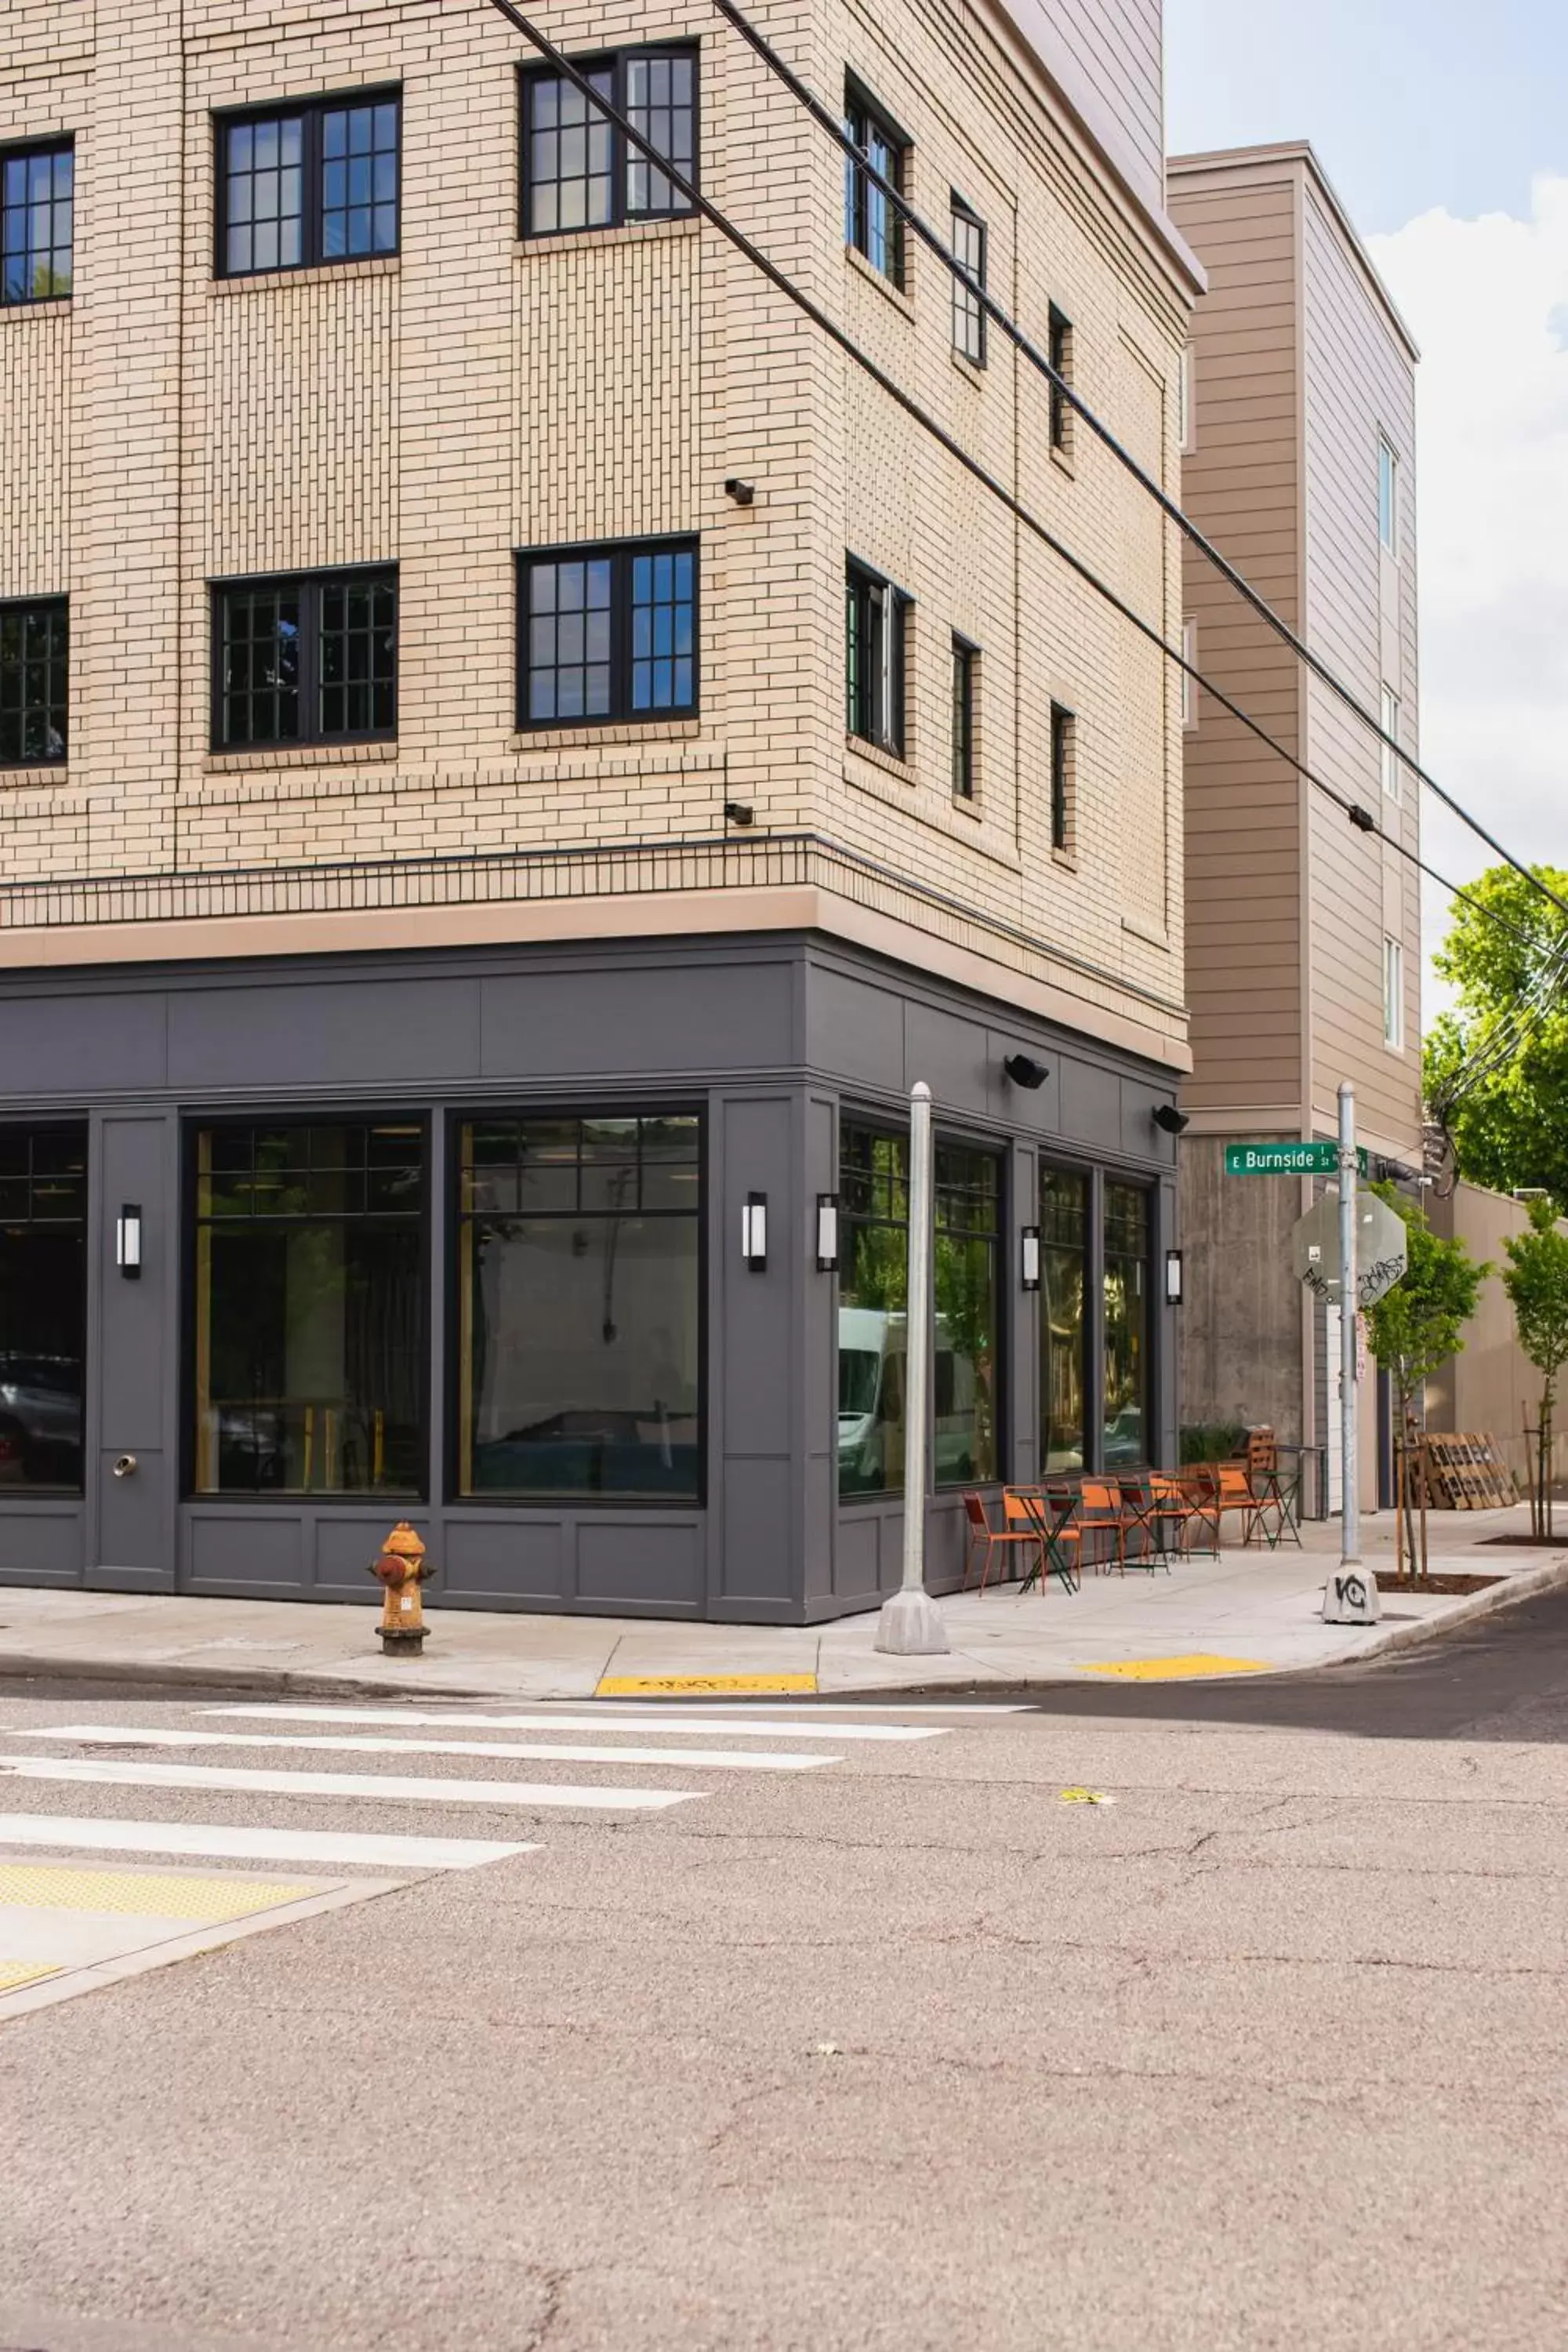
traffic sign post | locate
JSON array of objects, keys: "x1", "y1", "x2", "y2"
[{"x1": 1292, "y1": 1192, "x2": 1408, "y2": 1309}]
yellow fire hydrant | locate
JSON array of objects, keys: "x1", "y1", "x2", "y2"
[{"x1": 370, "y1": 1522, "x2": 434, "y2": 1655}]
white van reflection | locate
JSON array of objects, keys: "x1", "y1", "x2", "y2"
[{"x1": 837, "y1": 1308, "x2": 985, "y2": 1493}]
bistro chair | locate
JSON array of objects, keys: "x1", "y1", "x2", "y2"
[
  {"x1": 1242, "y1": 1428, "x2": 1303, "y2": 1549},
  {"x1": 1199, "y1": 1462, "x2": 1266, "y2": 1548},
  {"x1": 1112, "y1": 1475, "x2": 1174, "y2": 1573},
  {"x1": 1074, "y1": 1478, "x2": 1128, "y2": 1576},
  {"x1": 960, "y1": 1492, "x2": 1044, "y2": 1596},
  {"x1": 1014, "y1": 1485, "x2": 1081, "y2": 1594}
]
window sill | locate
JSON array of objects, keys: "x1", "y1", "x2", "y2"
[
  {"x1": 845, "y1": 241, "x2": 914, "y2": 321},
  {"x1": 210, "y1": 253, "x2": 400, "y2": 296},
  {"x1": 950, "y1": 791, "x2": 984, "y2": 820},
  {"x1": 0, "y1": 762, "x2": 68, "y2": 786},
  {"x1": 844, "y1": 735, "x2": 916, "y2": 786},
  {"x1": 510, "y1": 717, "x2": 702, "y2": 751},
  {"x1": 951, "y1": 348, "x2": 986, "y2": 388},
  {"x1": 0, "y1": 294, "x2": 71, "y2": 318},
  {"x1": 204, "y1": 739, "x2": 398, "y2": 774},
  {"x1": 515, "y1": 212, "x2": 702, "y2": 262},
  {"x1": 1051, "y1": 844, "x2": 1078, "y2": 873},
  {"x1": 1050, "y1": 442, "x2": 1076, "y2": 480},
  {"x1": 1121, "y1": 911, "x2": 1169, "y2": 951}
]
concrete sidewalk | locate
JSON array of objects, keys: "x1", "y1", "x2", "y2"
[{"x1": 2, "y1": 1504, "x2": 1563, "y2": 1700}]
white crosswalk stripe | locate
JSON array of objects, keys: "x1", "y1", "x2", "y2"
[
  {"x1": 0, "y1": 1813, "x2": 535, "y2": 1872},
  {"x1": 204, "y1": 1704, "x2": 949, "y2": 1744},
  {"x1": 17, "y1": 1726, "x2": 840, "y2": 1773},
  {"x1": 0, "y1": 1756, "x2": 700, "y2": 1811}
]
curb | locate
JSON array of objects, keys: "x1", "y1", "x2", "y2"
[
  {"x1": 0, "y1": 1653, "x2": 505, "y2": 1703},
  {"x1": 1319, "y1": 1546, "x2": 1568, "y2": 1668}
]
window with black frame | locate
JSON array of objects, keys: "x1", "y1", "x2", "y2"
[
  {"x1": 846, "y1": 560, "x2": 906, "y2": 757},
  {"x1": 838, "y1": 1123, "x2": 909, "y2": 1498},
  {"x1": 1103, "y1": 1181, "x2": 1150, "y2": 1467},
  {"x1": 933, "y1": 1144, "x2": 1000, "y2": 1486},
  {"x1": 1040, "y1": 1166, "x2": 1087, "y2": 1472},
  {"x1": 844, "y1": 91, "x2": 905, "y2": 286},
  {"x1": 0, "y1": 1125, "x2": 86, "y2": 1492},
  {"x1": 192, "y1": 1123, "x2": 424, "y2": 1495},
  {"x1": 0, "y1": 599, "x2": 67, "y2": 766},
  {"x1": 2, "y1": 140, "x2": 73, "y2": 304},
  {"x1": 218, "y1": 94, "x2": 399, "y2": 278},
  {"x1": 521, "y1": 48, "x2": 696, "y2": 235},
  {"x1": 457, "y1": 1116, "x2": 701, "y2": 1500},
  {"x1": 950, "y1": 195, "x2": 985, "y2": 364},
  {"x1": 518, "y1": 542, "x2": 696, "y2": 725},
  {"x1": 213, "y1": 569, "x2": 396, "y2": 748}
]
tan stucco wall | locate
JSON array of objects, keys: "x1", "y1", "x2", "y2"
[{"x1": 1426, "y1": 1181, "x2": 1568, "y2": 1484}]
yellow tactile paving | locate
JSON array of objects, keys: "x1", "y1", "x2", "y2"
[
  {"x1": 0, "y1": 1958, "x2": 62, "y2": 1992},
  {"x1": 0, "y1": 1866, "x2": 315, "y2": 1924},
  {"x1": 1079, "y1": 1654, "x2": 1273, "y2": 1681},
  {"x1": 596, "y1": 1673, "x2": 818, "y2": 1696}
]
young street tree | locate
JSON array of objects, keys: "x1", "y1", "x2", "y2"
[
  {"x1": 1500, "y1": 1198, "x2": 1568, "y2": 1540},
  {"x1": 1424, "y1": 863, "x2": 1568, "y2": 1211},
  {"x1": 1362, "y1": 1185, "x2": 1488, "y2": 1577}
]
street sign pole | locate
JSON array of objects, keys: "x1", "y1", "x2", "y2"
[
  {"x1": 1338, "y1": 1080, "x2": 1360, "y2": 1569},
  {"x1": 875, "y1": 1082, "x2": 949, "y2": 1656}
]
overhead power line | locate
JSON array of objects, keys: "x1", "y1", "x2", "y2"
[
  {"x1": 712, "y1": 0, "x2": 1568, "y2": 929},
  {"x1": 478, "y1": 0, "x2": 1533, "y2": 957}
]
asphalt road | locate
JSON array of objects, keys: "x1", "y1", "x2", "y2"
[{"x1": 3, "y1": 1593, "x2": 1567, "y2": 2352}]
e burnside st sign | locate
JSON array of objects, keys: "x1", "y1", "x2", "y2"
[{"x1": 1223, "y1": 1141, "x2": 1370, "y2": 1178}]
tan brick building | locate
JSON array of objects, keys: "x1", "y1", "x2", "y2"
[
  {"x1": 0, "y1": 0, "x2": 1200, "y2": 1617},
  {"x1": 1169, "y1": 144, "x2": 1422, "y2": 1511}
]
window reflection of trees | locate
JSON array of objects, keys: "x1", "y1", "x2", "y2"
[{"x1": 1040, "y1": 1167, "x2": 1087, "y2": 1472}]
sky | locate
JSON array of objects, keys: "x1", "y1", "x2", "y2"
[{"x1": 1166, "y1": 0, "x2": 1568, "y2": 1009}]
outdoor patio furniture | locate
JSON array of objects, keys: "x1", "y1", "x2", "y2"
[
  {"x1": 1194, "y1": 1462, "x2": 1266, "y2": 1548},
  {"x1": 1114, "y1": 1474, "x2": 1193, "y2": 1572},
  {"x1": 1243, "y1": 1428, "x2": 1303, "y2": 1548},
  {"x1": 960, "y1": 1491, "x2": 1045, "y2": 1595},
  {"x1": 1013, "y1": 1485, "x2": 1081, "y2": 1594},
  {"x1": 1073, "y1": 1478, "x2": 1129, "y2": 1575}
]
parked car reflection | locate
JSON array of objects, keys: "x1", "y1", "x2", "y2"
[{"x1": 0, "y1": 1352, "x2": 83, "y2": 1486}]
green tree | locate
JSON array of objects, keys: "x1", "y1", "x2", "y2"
[
  {"x1": 1500, "y1": 1198, "x2": 1568, "y2": 1539},
  {"x1": 1362, "y1": 1185, "x2": 1488, "y2": 1577},
  {"x1": 1424, "y1": 864, "x2": 1568, "y2": 1212}
]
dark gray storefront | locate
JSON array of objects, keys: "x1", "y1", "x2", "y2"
[{"x1": 0, "y1": 932, "x2": 1180, "y2": 1621}]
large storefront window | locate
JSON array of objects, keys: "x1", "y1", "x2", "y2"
[
  {"x1": 934, "y1": 1145, "x2": 1000, "y2": 1486},
  {"x1": 458, "y1": 1115, "x2": 701, "y2": 1499},
  {"x1": 838, "y1": 1123, "x2": 1001, "y2": 1497},
  {"x1": 0, "y1": 1124, "x2": 86, "y2": 1491},
  {"x1": 1040, "y1": 1167, "x2": 1087, "y2": 1472},
  {"x1": 193, "y1": 1123, "x2": 424, "y2": 1494},
  {"x1": 1104, "y1": 1182, "x2": 1151, "y2": 1467}
]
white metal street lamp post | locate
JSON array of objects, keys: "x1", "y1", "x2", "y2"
[
  {"x1": 1338, "y1": 1078, "x2": 1361, "y2": 1571},
  {"x1": 875, "y1": 1080, "x2": 951, "y2": 1655}
]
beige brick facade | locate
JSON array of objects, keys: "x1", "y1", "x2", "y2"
[{"x1": 1, "y1": 0, "x2": 1197, "y2": 1070}]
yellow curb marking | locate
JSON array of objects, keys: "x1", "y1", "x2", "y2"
[
  {"x1": 1079, "y1": 1653, "x2": 1272, "y2": 1681},
  {"x1": 0, "y1": 1865, "x2": 316, "y2": 1925},
  {"x1": 595, "y1": 1673, "x2": 819, "y2": 1697},
  {"x1": 0, "y1": 1958, "x2": 61, "y2": 1992}
]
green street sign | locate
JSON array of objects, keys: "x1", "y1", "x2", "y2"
[{"x1": 1225, "y1": 1142, "x2": 1370, "y2": 1177}]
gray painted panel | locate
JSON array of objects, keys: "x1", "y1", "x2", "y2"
[
  {"x1": 99, "y1": 1120, "x2": 167, "y2": 1454},
  {"x1": 808, "y1": 967, "x2": 902, "y2": 1092},
  {"x1": 481, "y1": 963, "x2": 793, "y2": 1083},
  {"x1": 575, "y1": 1518, "x2": 702, "y2": 1608},
  {"x1": 834, "y1": 1506, "x2": 882, "y2": 1604},
  {"x1": 312, "y1": 1514, "x2": 427, "y2": 1599},
  {"x1": 905, "y1": 1002, "x2": 989, "y2": 1116},
  {"x1": 441, "y1": 1515, "x2": 568, "y2": 1606},
  {"x1": 1059, "y1": 1057, "x2": 1123, "y2": 1153},
  {"x1": 987, "y1": 1029, "x2": 1062, "y2": 1137},
  {"x1": 720, "y1": 1097, "x2": 794, "y2": 1453},
  {"x1": 1121, "y1": 1077, "x2": 1174, "y2": 1164},
  {"x1": 98, "y1": 1450, "x2": 172, "y2": 1576},
  {"x1": 186, "y1": 1511, "x2": 306, "y2": 1594},
  {"x1": 2, "y1": 989, "x2": 167, "y2": 1099},
  {"x1": 0, "y1": 1510, "x2": 83, "y2": 1581},
  {"x1": 168, "y1": 978, "x2": 480, "y2": 1091},
  {"x1": 720, "y1": 1457, "x2": 793, "y2": 1601}
]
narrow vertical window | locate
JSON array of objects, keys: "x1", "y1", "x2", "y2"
[
  {"x1": 846, "y1": 561, "x2": 906, "y2": 757},
  {"x1": 1181, "y1": 620, "x2": 1198, "y2": 728},
  {"x1": 1384, "y1": 935, "x2": 1405, "y2": 1050},
  {"x1": 1, "y1": 140, "x2": 74, "y2": 303},
  {"x1": 844, "y1": 91, "x2": 906, "y2": 287},
  {"x1": 0, "y1": 599, "x2": 69, "y2": 764},
  {"x1": 1103, "y1": 1185, "x2": 1150, "y2": 1467},
  {"x1": 951, "y1": 637, "x2": 976, "y2": 798},
  {"x1": 1048, "y1": 305, "x2": 1073, "y2": 453},
  {"x1": 0, "y1": 1123, "x2": 88, "y2": 1491},
  {"x1": 1050, "y1": 701, "x2": 1073, "y2": 851},
  {"x1": 1178, "y1": 343, "x2": 1194, "y2": 454},
  {"x1": 1381, "y1": 684, "x2": 1401, "y2": 799},
  {"x1": 1040, "y1": 1167, "x2": 1087, "y2": 1473},
  {"x1": 950, "y1": 196, "x2": 985, "y2": 365},
  {"x1": 630, "y1": 545, "x2": 695, "y2": 712},
  {"x1": 624, "y1": 50, "x2": 696, "y2": 217},
  {"x1": 321, "y1": 98, "x2": 400, "y2": 260},
  {"x1": 838, "y1": 1123, "x2": 909, "y2": 1497},
  {"x1": 1378, "y1": 436, "x2": 1399, "y2": 555}
]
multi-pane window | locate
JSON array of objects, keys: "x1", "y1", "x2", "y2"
[
  {"x1": 218, "y1": 93, "x2": 399, "y2": 277},
  {"x1": 1384, "y1": 935, "x2": 1405, "y2": 1051},
  {"x1": 0, "y1": 1124, "x2": 87, "y2": 1493},
  {"x1": 951, "y1": 637, "x2": 976, "y2": 799},
  {"x1": 522, "y1": 48, "x2": 696, "y2": 234},
  {"x1": 213, "y1": 570, "x2": 397, "y2": 749},
  {"x1": 2, "y1": 141, "x2": 73, "y2": 304},
  {"x1": 0, "y1": 599, "x2": 68, "y2": 765},
  {"x1": 458, "y1": 1115, "x2": 702, "y2": 1499},
  {"x1": 1050, "y1": 701, "x2": 1073, "y2": 851},
  {"x1": 951, "y1": 195, "x2": 985, "y2": 365},
  {"x1": 1040, "y1": 1167, "x2": 1087, "y2": 1473},
  {"x1": 844, "y1": 91, "x2": 906, "y2": 286},
  {"x1": 1381, "y1": 684, "x2": 1401, "y2": 799},
  {"x1": 1378, "y1": 435, "x2": 1399, "y2": 554},
  {"x1": 1048, "y1": 304, "x2": 1073, "y2": 452},
  {"x1": 846, "y1": 561, "x2": 906, "y2": 757},
  {"x1": 192, "y1": 1123, "x2": 425, "y2": 1495},
  {"x1": 518, "y1": 539, "x2": 697, "y2": 726},
  {"x1": 933, "y1": 1144, "x2": 1001, "y2": 1486},
  {"x1": 1103, "y1": 1183, "x2": 1150, "y2": 1467}
]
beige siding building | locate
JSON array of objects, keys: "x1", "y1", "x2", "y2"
[
  {"x1": 0, "y1": 0, "x2": 1200, "y2": 1616},
  {"x1": 1169, "y1": 143, "x2": 1421, "y2": 1504}
]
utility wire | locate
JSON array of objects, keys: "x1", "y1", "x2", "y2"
[
  {"x1": 479, "y1": 0, "x2": 1531, "y2": 956},
  {"x1": 713, "y1": 0, "x2": 1568, "y2": 928}
]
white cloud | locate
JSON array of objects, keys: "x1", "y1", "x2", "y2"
[{"x1": 1369, "y1": 184, "x2": 1568, "y2": 1013}]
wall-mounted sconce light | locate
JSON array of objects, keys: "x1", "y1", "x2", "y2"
[
  {"x1": 1153, "y1": 1103, "x2": 1190, "y2": 1135},
  {"x1": 724, "y1": 477, "x2": 756, "y2": 506},
  {"x1": 724, "y1": 800, "x2": 755, "y2": 826},
  {"x1": 816, "y1": 1193, "x2": 840, "y2": 1272},
  {"x1": 1004, "y1": 1053, "x2": 1049, "y2": 1090},
  {"x1": 742, "y1": 1192, "x2": 768, "y2": 1272},
  {"x1": 1165, "y1": 1248, "x2": 1184, "y2": 1305},
  {"x1": 1021, "y1": 1225, "x2": 1041, "y2": 1291},
  {"x1": 116, "y1": 1203, "x2": 143, "y2": 1280}
]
